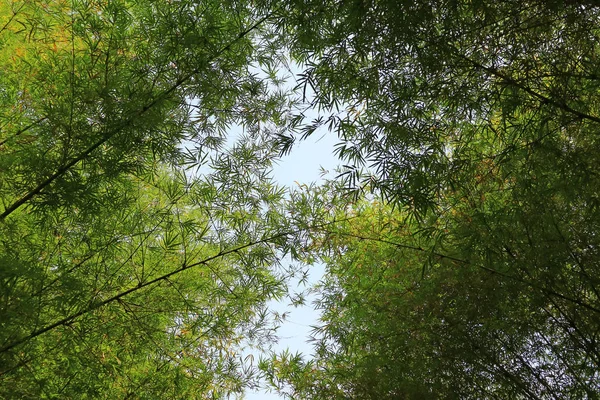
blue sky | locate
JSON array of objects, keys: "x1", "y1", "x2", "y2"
[
  {"x1": 186, "y1": 61, "x2": 343, "y2": 398},
  {"x1": 244, "y1": 129, "x2": 340, "y2": 399}
]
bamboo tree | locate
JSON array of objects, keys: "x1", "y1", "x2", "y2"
[{"x1": 0, "y1": 0, "x2": 298, "y2": 397}]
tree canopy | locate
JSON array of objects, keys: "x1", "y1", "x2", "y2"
[
  {"x1": 0, "y1": 1, "x2": 296, "y2": 397},
  {"x1": 1, "y1": 0, "x2": 600, "y2": 398},
  {"x1": 262, "y1": 0, "x2": 600, "y2": 398}
]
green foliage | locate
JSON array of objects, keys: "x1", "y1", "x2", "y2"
[
  {"x1": 258, "y1": 1, "x2": 600, "y2": 399},
  {"x1": 271, "y1": 0, "x2": 600, "y2": 215},
  {"x1": 0, "y1": 164, "x2": 292, "y2": 397},
  {"x1": 274, "y1": 191, "x2": 600, "y2": 399},
  {"x1": 0, "y1": 0, "x2": 300, "y2": 398},
  {"x1": 268, "y1": 162, "x2": 600, "y2": 398},
  {"x1": 3, "y1": 0, "x2": 600, "y2": 398}
]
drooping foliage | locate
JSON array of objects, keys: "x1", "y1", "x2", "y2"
[
  {"x1": 274, "y1": 0, "x2": 600, "y2": 212},
  {"x1": 265, "y1": 168, "x2": 600, "y2": 398},
  {"x1": 2, "y1": 0, "x2": 600, "y2": 398},
  {"x1": 0, "y1": 0, "x2": 302, "y2": 397},
  {"x1": 259, "y1": 0, "x2": 600, "y2": 398}
]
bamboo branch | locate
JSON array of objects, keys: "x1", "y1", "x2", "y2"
[
  {"x1": 0, "y1": 12, "x2": 273, "y2": 221},
  {"x1": 0, "y1": 216, "x2": 354, "y2": 359},
  {"x1": 455, "y1": 51, "x2": 600, "y2": 125},
  {"x1": 326, "y1": 230, "x2": 600, "y2": 315}
]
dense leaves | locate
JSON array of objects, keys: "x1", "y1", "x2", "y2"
[
  {"x1": 273, "y1": 0, "x2": 600, "y2": 213},
  {"x1": 259, "y1": 0, "x2": 600, "y2": 399},
  {"x1": 2, "y1": 0, "x2": 600, "y2": 398},
  {"x1": 268, "y1": 183, "x2": 600, "y2": 398},
  {"x1": 0, "y1": 0, "x2": 298, "y2": 397}
]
